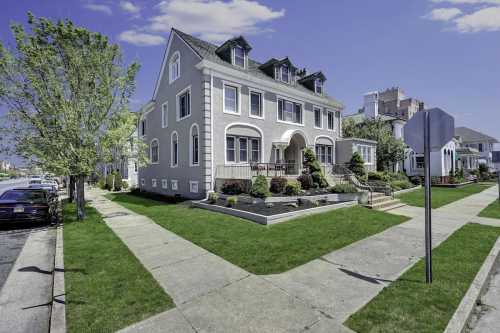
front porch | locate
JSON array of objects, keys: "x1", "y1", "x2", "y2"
[{"x1": 215, "y1": 162, "x2": 305, "y2": 180}]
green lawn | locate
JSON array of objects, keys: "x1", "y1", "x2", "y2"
[
  {"x1": 479, "y1": 199, "x2": 500, "y2": 219},
  {"x1": 105, "y1": 193, "x2": 409, "y2": 275},
  {"x1": 345, "y1": 223, "x2": 500, "y2": 333},
  {"x1": 63, "y1": 202, "x2": 174, "y2": 332},
  {"x1": 397, "y1": 183, "x2": 492, "y2": 209}
]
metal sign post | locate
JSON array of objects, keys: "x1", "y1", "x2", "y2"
[
  {"x1": 404, "y1": 108, "x2": 454, "y2": 284},
  {"x1": 423, "y1": 111, "x2": 433, "y2": 284}
]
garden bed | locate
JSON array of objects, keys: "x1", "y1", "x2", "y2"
[
  {"x1": 220, "y1": 192, "x2": 364, "y2": 204},
  {"x1": 193, "y1": 199, "x2": 357, "y2": 225},
  {"x1": 432, "y1": 181, "x2": 475, "y2": 188}
]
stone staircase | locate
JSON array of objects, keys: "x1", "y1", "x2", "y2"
[{"x1": 364, "y1": 192, "x2": 406, "y2": 211}]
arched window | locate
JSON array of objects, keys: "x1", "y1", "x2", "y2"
[
  {"x1": 150, "y1": 139, "x2": 159, "y2": 164},
  {"x1": 190, "y1": 124, "x2": 199, "y2": 166},
  {"x1": 169, "y1": 51, "x2": 180, "y2": 83},
  {"x1": 171, "y1": 132, "x2": 178, "y2": 167}
]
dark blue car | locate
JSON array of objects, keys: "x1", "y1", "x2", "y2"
[{"x1": 0, "y1": 188, "x2": 54, "y2": 224}]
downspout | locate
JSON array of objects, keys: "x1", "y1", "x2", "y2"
[{"x1": 204, "y1": 69, "x2": 214, "y2": 201}]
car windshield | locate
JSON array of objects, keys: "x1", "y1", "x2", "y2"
[{"x1": 0, "y1": 190, "x2": 46, "y2": 203}]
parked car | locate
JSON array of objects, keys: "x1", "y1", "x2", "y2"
[
  {"x1": 29, "y1": 178, "x2": 42, "y2": 185},
  {"x1": 0, "y1": 188, "x2": 55, "y2": 224}
]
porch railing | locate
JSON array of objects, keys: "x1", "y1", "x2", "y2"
[{"x1": 216, "y1": 162, "x2": 300, "y2": 179}]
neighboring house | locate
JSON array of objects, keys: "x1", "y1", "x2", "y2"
[
  {"x1": 454, "y1": 135, "x2": 480, "y2": 174},
  {"x1": 347, "y1": 89, "x2": 457, "y2": 181},
  {"x1": 137, "y1": 28, "x2": 369, "y2": 199},
  {"x1": 455, "y1": 127, "x2": 498, "y2": 171}
]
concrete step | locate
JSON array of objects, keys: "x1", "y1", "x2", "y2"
[
  {"x1": 370, "y1": 195, "x2": 393, "y2": 204},
  {"x1": 378, "y1": 202, "x2": 407, "y2": 212},
  {"x1": 365, "y1": 198, "x2": 403, "y2": 210},
  {"x1": 371, "y1": 192, "x2": 387, "y2": 199}
]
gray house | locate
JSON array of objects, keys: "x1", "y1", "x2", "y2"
[
  {"x1": 138, "y1": 28, "x2": 369, "y2": 198},
  {"x1": 455, "y1": 127, "x2": 498, "y2": 171}
]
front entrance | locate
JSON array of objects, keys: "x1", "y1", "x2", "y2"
[{"x1": 284, "y1": 133, "x2": 307, "y2": 175}]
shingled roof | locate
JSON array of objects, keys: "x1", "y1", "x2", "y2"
[
  {"x1": 455, "y1": 126, "x2": 498, "y2": 143},
  {"x1": 171, "y1": 28, "x2": 343, "y2": 109}
]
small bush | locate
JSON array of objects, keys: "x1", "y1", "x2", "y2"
[
  {"x1": 368, "y1": 171, "x2": 390, "y2": 182},
  {"x1": 409, "y1": 176, "x2": 423, "y2": 185},
  {"x1": 311, "y1": 171, "x2": 329, "y2": 188},
  {"x1": 113, "y1": 173, "x2": 123, "y2": 191},
  {"x1": 105, "y1": 174, "x2": 114, "y2": 190},
  {"x1": 297, "y1": 174, "x2": 314, "y2": 190},
  {"x1": 349, "y1": 152, "x2": 366, "y2": 179},
  {"x1": 330, "y1": 183, "x2": 358, "y2": 193},
  {"x1": 227, "y1": 196, "x2": 238, "y2": 207},
  {"x1": 208, "y1": 192, "x2": 219, "y2": 204},
  {"x1": 250, "y1": 175, "x2": 270, "y2": 198},
  {"x1": 121, "y1": 181, "x2": 129, "y2": 190},
  {"x1": 97, "y1": 177, "x2": 106, "y2": 190},
  {"x1": 390, "y1": 180, "x2": 413, "y2": 191},
  {"x1": 388, "y1": 172, "x2": 410, "y2": 182},
  {"x1": 284, "y1": 181, "x2": 301, "y2": 196},
  {"x1": 221, "y1": 180, "x2": 243, "y2": 195},
  {"x1": 270, "y1": 177, "x2": 287, "y2": 194}
]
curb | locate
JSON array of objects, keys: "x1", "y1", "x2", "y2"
[
  {"x1": 443, "y1": 236, "x2": 500, "y2": 333},
  {"x1": 50, "y1": 224, "x2": 66, "y2": 333}
]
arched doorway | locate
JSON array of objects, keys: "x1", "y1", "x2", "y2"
[{"x1": 284, "y1": 132, "x2": 307, "y2": 174}]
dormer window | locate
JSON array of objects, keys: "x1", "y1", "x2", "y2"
[
  {"x1": 315, "y1": 79, "x2": 323, "y2": 95},
  {"x1": 233, "y1": 46, "x2": 245, "y2": 68},
  {"x1": 281, "y1": 65, "x2": 290, "y2": 83}
]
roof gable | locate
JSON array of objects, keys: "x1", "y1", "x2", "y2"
[{"x1": 455, "y1": 126, "x2": 498, "y2": 143}]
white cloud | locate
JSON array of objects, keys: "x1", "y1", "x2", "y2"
[
  {"x1": 118, "y1": 30, "x2": 166, "y2": 46},
  {"x1": 148, "y1": 0, "x2": 285, "y2": 43},
  {"x1": 120, "y1": 1, "x2": 141, "y2": 14},
  {"x1": 431, "y1": 0, "x2": 500, "y2": 4},
  {"x1": 425, "y1": 7, "x2": 463, "y2": 21},
  {"x1": 454, "y1": 6, "x2": 500, "y2": 32},
  {"x1": 83, "y1": 3, "x2": 112, "y2": 15}
]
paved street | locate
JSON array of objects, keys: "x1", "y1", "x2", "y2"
[{"x1": 0, "y1": 178, "x2": 29, "y2": 194}]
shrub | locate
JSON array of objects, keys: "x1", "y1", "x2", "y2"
[
  {"x1": 121, "y1": 180, "x2": 129, "y2": 190},
  {"x1": 113, "y1": 173, "x2": 123, "y2": 191},
  {"x1": 269, "y1": 177, "x2": 287, "y2": 194},
  {"x1": 226, "y1": 196, "x2": 238, "y2": 207},
  {"x1": 303, "y1": 147, "x2": 328, "y2": 188},
  {"x1": 221, "y1": 180, "x2": 243, "y2": 195},
  {"x1": 349, "y1": 152, "x2": 366, "y2": 179},
  {"x1": 388, "y1": 172, "x2": 409, "y2": 182},
  {"x1": 330, "y1": 183, "x2": 358, "y2": 193},
  {"x1": 311, "y1": 171, "x2": 328, "y2": 188},
  {"x1": 409, "y1": 176, "x2": 423, "y2": 185},
  {"x1": 97, "y1": 176, "x2": 106, "y2": 190},
  {"x1": 391, "y1": 180, "x2": 413, "y2": 191},
  {"x1": 208, "y1": 192, "x2": 219, "y2": 204},
  {"x1": 297, "y1": 174, "x2": 314, "y2": 190},
  {"x1": 368, "y1": 171, "x2": 389, "y2": 182},
  {"x1": 105, "y1": 174, "x2": 114, "y2": 190},
  {"x1": 284, "y1": 181, "x2": 301, "y2": 196},
  {"x1": 250, "y1": 175, "x2": 270, "y2": 198}
]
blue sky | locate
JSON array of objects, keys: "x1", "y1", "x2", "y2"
[{"x1": 1, "y1": 0, "x2": 499, "y2": 165}]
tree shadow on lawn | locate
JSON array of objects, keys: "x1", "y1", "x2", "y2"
[{"x1": 108, "y1": 191, "x2": 186, "y2": 208}]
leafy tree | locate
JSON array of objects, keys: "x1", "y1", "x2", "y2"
[
  {"x1": 0, "y1": 13, "x2": 141, "y2": 219},
  {"x1": 342, "y1": 117, "x2": 406, "y2": 171},
  {"x1": 349, "y1": 152, "x2": 366, "y2": 179}
]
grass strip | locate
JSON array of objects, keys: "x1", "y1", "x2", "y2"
[
  {"x1": 63, "y1": 202, "x2": 174, "y2": 332},
  {"x1": 479, "y1": 199, "x2": 500, "y2": 219},
  {"x1": 106, "y1": 192, "x2": 409, "y2": 275},
  {"x1": 345, "y1": 223, "x2": 500, "y2": 333}
]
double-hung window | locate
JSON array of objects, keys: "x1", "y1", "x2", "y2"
[
  {"x1": 191, "y1": 125, "x2": 199, "y2": 166},
  {"x1": 281, "y1": 65, "x2": 289, "y2": 83},
  {"x1": 140, "y1": 119, "x2": 146, "y2": 136},
  {"x1": 226, "y1": 135, "x2": 260, "y2": 163},
  {"x1": 278, "y1": 98, "x2": 302, "y2": 124},
  {"x1": 250, "y1": 139, "x2": 260, "y2": 162},
  {"x1": 239, "y1": 138, "x2": 248, "y2": 162},
  {"x1": 226, "y1": 137, "x2": 236, "y2": 162},
  {"x1": 249, "y1": 91, "x2": 263, "y2": 118},
  {"x1": 314, "y1": 107, "x2": 322, "y2": 128},
  {"x1": 233, "y1": 47, "x2": 245, "y2": 68},
  {"x1": 327, "y1": 111, "x2": 335, "y2": 130},
  {"x1": 178, "y1": 88, "x2": 191, "y2": 120},
  {"x1": 315, "y1": 79, "x2": 323, "y2": 95},
  {"x1": 224, "y1": 84, "x2": 239, "y2": 114},
  {"x1": 161, "y1": 102, "x2": 168, "y2": 128},
  {"x1": 169, "y1": 52, "x2": 180, "y2": 83},
  {"x1": 150, "y1": 139, "x2": 159, "y2": 164},
  {"x1": 171, "y1": 133, "x2": 178, "y2": 167},
  {"x1": 315, "y1": 144, "x2": 333, "y2": 164},
  {"x1": 358, "y1": 145, "x2": 373, "y2": 164}
]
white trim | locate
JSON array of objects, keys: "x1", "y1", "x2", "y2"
[
  {"x1": 222, "y1": 81, "x2": 241, "y2": 115},
  {"x1": 314, "y1": 78, "x2": 324, "y2": 96},
  {"x1": 152, "y1": 178, "x2": 157, "y2": 188},
  {"x1": 224, "y1": 122, "x2": 264, "y2": 164},
  {"x1": 313, "y1": 106, "x2": 323, "y2": 129},
  {"x1": 170, "y1": 179, "x2": 178, "y2": 191},
  {"x1": 248, "y1": 88, "x2": 265, "y2": 120},
  {"x1": 176, "y1": 85, "x2": 192, "y2": 121},
  {"x1": 225, "y1": 135, "x2": 237, "y2": 164},
  {"x1": 161, "y1": 101, "x2": 168, "y2": 128},
  {"x1": 170, "y1": 131, "x2": 179, "y2": 168},
  {"x1": 210, "y1": 72, "x2": 215, "y2": 191},
  {"x1": 231, "y1": 46, "x2": 247, "y2": 69},
  {"x1": 189, "y1": 123, "x2": 200, "y2": 167},
  {"x1": 326, "y1": 110, "x2": 335, "y2": 131},
  {"x1": 280, "y1": 129, "x2": 310, "y2": 146},
  {"x1": 168, "y1": 51, "x2": 181, "y2": 84},
  {"x1": 279, "y1": 64, "x2": 290, "y2": 84},
  {"x1": 357, "y1": 144, "x2": 374, "y2": 165},
  {"x1": 150, "y1": 138, "x2": 160, "y2": 164},
  {"x1": 195, "y1": 59, "x2": 343, "y2": 111},
  {"x1": 161, "y1": 178, "x2": 168, "y2": 189},
  {"x1": 153, "y1": 30, "x2": 202, "y2": 100},
  {"x1": 140, "y1": 178, "x2": 145, "y2": 186},
  {"x1": 276, "y1": 96, "x2": 305, "y2": 127},
  {"x1": 189, "y1": 180, "x2": 199, "y2": 193},
  {"x1": 238, "y1": 137, "x2": 249, "y2": 163},
  {"x1": 314, "y1": 135, "x2": 334, "y2": 145}
]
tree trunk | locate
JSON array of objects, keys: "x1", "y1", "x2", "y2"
[
  {"x1": 76, "y1": 174, "x2": 86, "y2": 220},
  {"x1": 68, "y1": 175, "x2": 75, "y2": 203}
]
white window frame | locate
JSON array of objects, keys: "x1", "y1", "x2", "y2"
[
  {"x1": 313, "y1": 106, "x2": 323, "y2": 129},
  {"x1": 171, "y1": 131, "x2": 179, "y2": 168},
  {"x1": 140, "y1": 178, "x2": 145, "y2": 186},
  {"x1": 276, "y1": 96, "x2": 304, "y2": 126},
  {"x1": 232, "y1": 46, "x2": 246, "y2": 69},
  {"x1": 161, "y1": 101, "x2": 168, "y2": 128},
  {"x1": 358, "y1": 145, "x2": 373, "y2": 165},
  {"x1": 327, "y1": 110, "x2": 335, "y2": 131},
  {"x1": 280, "y1": 65, "x2": 290, "y2": 84},
  {"x1": 222, "y1": 81, "x2": 241, "y2": 115},
  {"x1": 152, "y1": 179, "x2": 157, "y2": 188},
  {"x1": 314, "y1": 78, "x2": 323, "y2": 95},
  {"x1": 189, "y1": 180, "x2": 199, "y2": 193},
  {"x1": 169, "y1": 51, "x2": 180, "y2": 84},
  {"x1": 250, "y1": 138, "x2": 260, "y2": 163},
  {"x1": 225, "y1": 135, "x2": 237, "y2": 164},
  {"x1": 150, "y1": 138, "x2": 159, "y2": 164},
  {"x1": 248, "y1": 88, "x2": 264, "y2": 119},
  {"x1": 176, "y1": 85, "x2": 191, "y2": 121},
  {"x1": 171, "y1": 179, "x2": 178, "y2": 191},
  {"x1": 238, "y1": 137, "x2": 248, "y2": 163},
  {"x1": 161, "y1": 179, "x2": 168, "y2": 189},
  {"x1": 189, "y1": 123, "x2": 200, "y2": 167}
]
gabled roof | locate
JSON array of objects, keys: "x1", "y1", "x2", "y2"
[
  {"x1": 166, "y1": 28, "x2": 343, "y2": 109},
  {"x1": 298, "y1": 71, "x2": 326, "y2": 83},
  {"x1": 215, "y1": 35, "x2": 252, "y2": 53},
  {"x1": 259, "y1": 57, "x2": 296, "y2": 70},
  {"x1": 455, "y1": 126, "x2": 498, "y2": 143}
]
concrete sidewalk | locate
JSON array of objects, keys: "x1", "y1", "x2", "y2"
[
  {"x1": 0, "y1": 226, "x2": 56, "y2": 333},
  {"x1": 88, "y1": 186, "x2": 498, "y2": 332}
]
